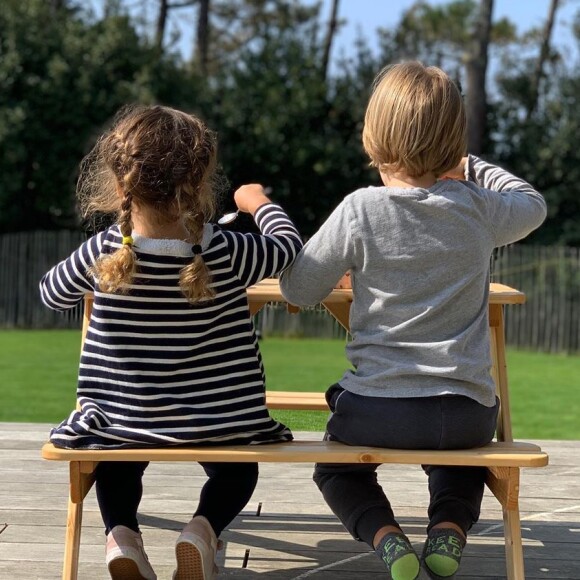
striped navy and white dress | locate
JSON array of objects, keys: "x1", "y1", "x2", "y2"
[{"x1": 39, "y1": 203, "x2": 303, "y2": 449}]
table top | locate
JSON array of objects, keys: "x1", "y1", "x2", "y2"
[
  {"x1": 83, "y1": 280, "x2": 525, "y2": 306},
  {"x1": 247, "y1": 279, "x2": 526, "y2": 305}
]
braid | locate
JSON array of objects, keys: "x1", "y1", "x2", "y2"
[
  {"x1": 92, "y1": 190, "x2": 137, "y2": 294},
  {"x1": 180, "y1": 213, "x2": 215, "y2": 303},
  {"x1": 119, "y1": 189, "x2": 133, "y2": 233}
]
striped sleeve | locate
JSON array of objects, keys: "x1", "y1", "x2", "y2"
[
  {"x1": 39, "y1": 233, "x2": 103, "y2": 311},
  {"x1": 466, "y1": 155, "x2": 547, "y2": 247},
  {"x1": 223, "y1": 203, "x2": 303, "y2": 288}
]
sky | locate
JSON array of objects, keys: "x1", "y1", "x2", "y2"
[
  {"x1": 314, "y1": 0, "x2": 580, "y2": 62},
  {"x1": 88, "y1": 0, "x2": 580, "y2": 61}
]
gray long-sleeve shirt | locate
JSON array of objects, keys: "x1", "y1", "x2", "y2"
[{"x1": 280, "y1": 156, "x2": 547, "y2": 406}]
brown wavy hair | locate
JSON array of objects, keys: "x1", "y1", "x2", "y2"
[
  {"x1": 362, "y1": 61, "x2": 466, "y2": 178},
  {"x1": 78, "y1": 104, "x2": 218, "y2": 302}
]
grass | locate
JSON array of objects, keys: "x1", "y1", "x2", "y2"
[
  {"x1": 1, "y1": 330, "x2": 579, "y2": 439},
  {"x1": 505, "y1": 350, "x2": 580, "y2": 439},
  {"x1": 0, "y1": 330, "x2": 81, "y2": 424}
]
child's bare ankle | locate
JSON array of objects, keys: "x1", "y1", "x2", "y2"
[
  {"x1": 431, "y1": 521, "x2": 465, "y2": 539},
  {"x1": 373, "y1": 524, "x2": 404, "y2": 549}
]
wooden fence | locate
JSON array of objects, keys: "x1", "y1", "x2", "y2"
[
  {"x1": 1, "y1": 231, "x2": 580, "y2": 353},
  {"x1": 0, "y1": 230, "x2": 86, "y2": 328},
  {"x1": 493, "y1": 245, "x2": 580, "y2": 353}
]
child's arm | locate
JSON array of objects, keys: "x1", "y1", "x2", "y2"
[
  {"x1": 222, "y1": 184, "x2": 303, "y2": 288},
  {"x1": 461, "y1": 155, "x2": 547, "y2": 247},
  {"x1": 279, "y1": 198, "x2": 355, "y2": 306},
  {"x1": 39, "y1": 234, "x2": 102, "y2": 311}
]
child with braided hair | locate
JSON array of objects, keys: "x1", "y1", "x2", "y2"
[{"x1": 40, "y1": 104, "x2": 302, "y2": 580}]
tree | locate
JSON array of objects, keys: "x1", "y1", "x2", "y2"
[
  {"x1": 465, "y1": 0, "x2": 494, "y2": 154},
  {"x1": 154, "y1": 0, "x2": 199, "y2": 57},
  {"x1": 3, "y1": 0, "x2": 577, "y2": 245},
  {"x1": 155, "y1": 0, "x2": 170, "y2": 51},
  {"x1": 0, "y1": 0, "x2": 376, "y2": 235},
  {"x1": 196, "y1": 0, "x2": 211, "y2": 75},
  {"x1": 527, "y1": 0, "x2": 560, "y2": 120},
  {"x1": 206, "y1": 0, "x2": 318, "y2": 70},
  {"x1": 49, "y1": 0, "x2": 65, "y2": 13},
  {"x1": 321, "y1": 0, "x2": 341, "y2": 82},
  {"x1": 493, "y1": 8, "x2": 580, "y2": 246},
  {"x1": 201, "y1": 6, "x2": 376, "y2": 235},
  {"x1": 0, "y1": 0, "x2": 190, "y2": 232}
]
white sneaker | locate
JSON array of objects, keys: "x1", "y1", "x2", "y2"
[
  {"x1": 106, "y1": 525, "x2": 157, "y2": 580},
  {"x1": 173, "y1": 516, "x2": 219, "y2": 580}
]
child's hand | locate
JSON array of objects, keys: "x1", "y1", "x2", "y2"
[
  {"x1": 234, "y1": 184, "x2": 271, "y2": 216},
  {"x1": 440, "y1": 157, "x2": 468, "y2": 180}
]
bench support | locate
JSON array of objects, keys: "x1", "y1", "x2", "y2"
[
  {"x1": 63, "y1": 495, "x2": 82, "y2": 580},
  {"x1": 504, "y1": 505, "x2": 525, "y2": 580},
  {"x1": 486, "y1": 466, "x2": 524, "y2": 579},
  {"x1": 63, "y1": 461, "x2": 98, "y2": 580}
]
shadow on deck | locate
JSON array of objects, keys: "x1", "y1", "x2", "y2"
[{"x1": 1, "y1": 423, "x2": 579, "y2": 579}]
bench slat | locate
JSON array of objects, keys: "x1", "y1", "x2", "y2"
[
  {"x1": 42, "y1": 440, "x2": 548, "y2": 467},
  {"x1": 266, "y1": 391, "x2": 328, "y2": 410}
]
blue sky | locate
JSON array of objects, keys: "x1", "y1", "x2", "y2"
[
  {"x1": 314, "y1": 0, "x2": 580, "y2": 60},
  {"x1": 88, "y1": 0, "x2": 580, "y2": 60}
]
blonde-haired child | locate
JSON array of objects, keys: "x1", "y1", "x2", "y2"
[
  {"x1": 280, "y1": 61, "x2": 546, "y2": 579},
  {"x1": 40, "y1": 104, "x2": 302, "y2": 580}
]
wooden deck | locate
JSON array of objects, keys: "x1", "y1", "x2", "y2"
[{"x1": 1, "y1": 423, "x2": 579, "y2": 579}]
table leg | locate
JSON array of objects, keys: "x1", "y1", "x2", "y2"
[
  {"x1": 322, "y1": 303, "x2": 351, "y2": 332},
  {"x1": 249, "y1": 301, "x2": 268, "y2": 317},
  {"x1": 489, "y1": 304, "x2": 513, "y2": 443}
]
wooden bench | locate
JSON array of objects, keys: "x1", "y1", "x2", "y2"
[{"x1": 41, "y1": 283, "x2": 548, "y2": 580}]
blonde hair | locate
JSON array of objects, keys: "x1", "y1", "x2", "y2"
[
  {"x1": 78, "y1": 104, "x2": 218, "y2": 302},
  {"x1": 362, "y1": 61, "x2": 466, "y2": 178}
]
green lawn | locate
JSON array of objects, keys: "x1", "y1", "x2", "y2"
[
  {"x1": 1, "y1": 330, "x2": 578, "y2": 439},
  {"x1": 1, "y1": 330, "x2": 81, "y2": 424}
]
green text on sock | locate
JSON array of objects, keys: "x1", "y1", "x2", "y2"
[{"x1": 424, "y1": 532, "x2": 464, "y2": 578}]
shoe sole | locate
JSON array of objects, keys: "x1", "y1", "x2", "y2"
[
  {"x1": 108, "y1": 556, "x2": 150, "y2": 579},
  {"x1": 174, "y1": 541, "x2": 206, "y2": 580}
]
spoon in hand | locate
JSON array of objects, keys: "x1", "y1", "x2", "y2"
[
  {"x1": 218, "y1": 187, "x2": 272, "y2": 225},
  {"x1": 217, "y1": 209, "x2": 241, "y2": 225}
]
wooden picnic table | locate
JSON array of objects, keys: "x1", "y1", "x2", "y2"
[
  {"x1": 52, "y1": 280, "x2": 541, "y2": 580},
  {"x1": 247, "y1": 278, "x2": 525, "y2": 443}
]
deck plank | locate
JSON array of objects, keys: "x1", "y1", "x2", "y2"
[{"x1": 1, "y1": 423, "x2": 579, "y2": 579}]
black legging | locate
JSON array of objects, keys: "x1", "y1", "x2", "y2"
[
  {"x1": 95, "y1": 461, "x2": 258, "y2": 536},
  {"x1": 313, "y1": 385, "x2": 499, "y2": 547}
]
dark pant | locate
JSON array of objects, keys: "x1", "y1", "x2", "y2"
[
  {"x1": 95, "y1": 461, "x2": 258, "y2": 536},
  {"x1": 314, "y1": 384, "x2": 499, "y2": 548}
]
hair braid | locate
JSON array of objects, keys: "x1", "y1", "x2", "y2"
[
  {"x1": 180, "y1": 212, "x2": 215, "y2": 303},
  {"x1": 92, "y1": 190, "x2": 137, "y2": 293}
]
